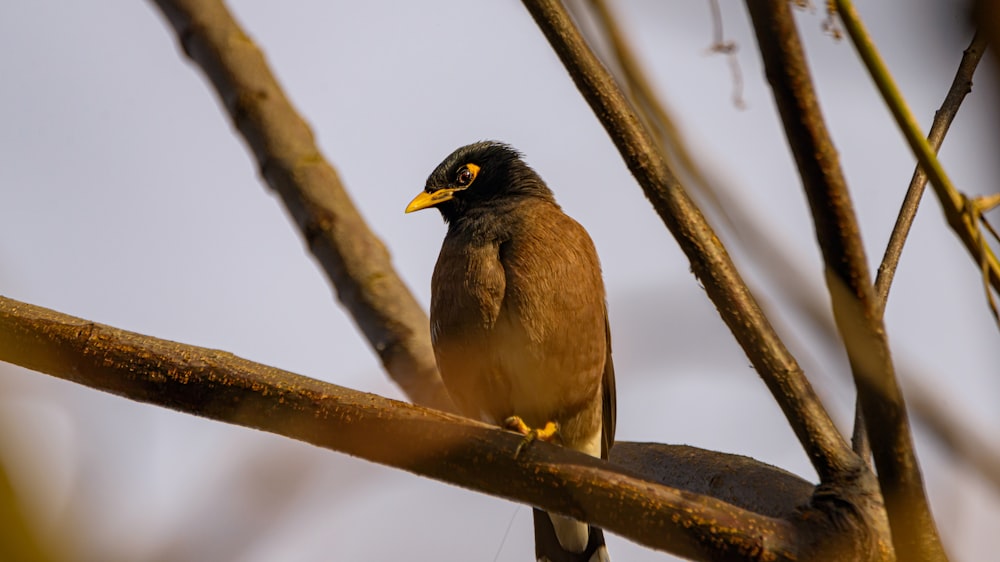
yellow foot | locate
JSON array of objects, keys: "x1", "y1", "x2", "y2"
[{"x1": 504, "y1": 416, "x2": 559, "y2": 458}]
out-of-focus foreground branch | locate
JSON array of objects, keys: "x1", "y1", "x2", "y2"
[
  {"x1": 0, "y1": 454, "x2": 50, "y2": 562},
  {"x1": 1, "y1": 294, "x2": 835, "y2": 561},
  {"x1": 150, "y1": 0, "x2": 452, "y2": 411}
]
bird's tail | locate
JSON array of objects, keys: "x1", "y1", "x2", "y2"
[{"x1": 532, "y1": 508, "x2": 610, "y2": 562}]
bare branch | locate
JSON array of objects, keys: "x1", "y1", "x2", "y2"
[
  {"x1": 150, "y1": 0, "x2": 452, "y2": 411},
  {"x1": 0, "y1": 294, "x2": 819, "y2": 561},
  {"x1": 745, "y1": 2, "x2": 945, "y2": 559},
  {"x1": 875, "y1": 32, "x2": 989, "y2": 312},
  {"x1": 521, "y1": 0, "x2": 855, "y2": 484}
]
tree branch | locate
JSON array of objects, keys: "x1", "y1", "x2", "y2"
[
  {"x1": 874, "y1": 31, "x2": 989, "y2": 312},
  {"x1": 0, "y1": 294, "x2": 824, "y2": 561},
  {"x1": 521, "y1": 0, "x2": 855, "y2": 484},
  {"x1": 150, "y1": 0, "x2": 453, "y2": 411},
  {"x1": 745, "y1": 2, "x2": 945, "y2": 560}
]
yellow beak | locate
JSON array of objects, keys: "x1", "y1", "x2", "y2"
[{"x1": 405, "y1": 187, "x2": 462, "y2": 213}]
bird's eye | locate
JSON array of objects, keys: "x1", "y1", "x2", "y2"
[{"x1": 455, "y1": 163, "x2": 480, "y2": 187}]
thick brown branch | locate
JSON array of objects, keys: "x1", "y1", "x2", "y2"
[
  {"x1": 150, "y1": 0, "x2": 452, "y2": 411},
  {"x1": 875, "y1": 32, "x2": 989, "y2": 311},
  {"x1": 745, "y1": 2, "x2": 945, "y2": 560},
  {"x1": 521, "y1": 0, "x2": 854, "y2": 484},
  {"x1": 0, "y1": 294, "x2": 813, "y2": 561}
]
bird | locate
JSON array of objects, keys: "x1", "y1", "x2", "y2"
[{"x1": 406, "y1": 141, "x2": 615, "y2": 562}]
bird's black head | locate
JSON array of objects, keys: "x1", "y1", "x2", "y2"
[{"x1": 405, "y1": 141, "x2": 554, "y2": 223}]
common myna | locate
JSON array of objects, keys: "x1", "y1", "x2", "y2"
[{"x1": 406, "y1": 141, "x2": 616, "y2": 562}]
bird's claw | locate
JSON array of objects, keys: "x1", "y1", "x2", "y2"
[{"x1": 504, "y1": 416, "x2": 559, "y2": 458}]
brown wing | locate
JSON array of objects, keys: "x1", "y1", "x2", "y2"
[
  {"x1": 600, "y1": 304, "x2": 616, "y2": 460},
  {"x1": 429, "y1": 231, "x2": 507, "y2": 421}
]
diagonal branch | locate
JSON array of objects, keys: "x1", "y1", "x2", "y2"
[
  {"x1": 521, "y1": 0, "x2": 856, "y2": 484},
  {"x1": 874, "y1": 31, "x2": 989, "y2": 311},
  {"x1": 150, "y1": 0, "x2": 452, "y2": 411},
  {"x1": 745, "y1": 2, "x2": 945, "y2": 560},
  {"x1": 0, "y1": 294, "x2": 813, "y2": 561}
]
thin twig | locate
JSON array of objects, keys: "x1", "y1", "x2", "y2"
[
  {"x1": 0, "y1": 294, "x2": 810, "y2": 561},
  {"x1": 835, "y1": 0, "x2": 1000, "y2": 326},
  {"x1": 874, "y1": 32, "x2": 989, "y2": 313},
  {"x1": 706, "y1": 0, "x2": 746, "y2": 108},
  {"x1": 980, "y1": 193, "x2": 1000, "y2": 213},
  {"x1": 745, "y1": 2, "x2": 946, "y2": 560},
  {"x1": 522, "y1": 0, "x2": 855, "y2": 484},
  {"x1": 151, "y1": 0, "x2": 453, "y2": 411}
]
